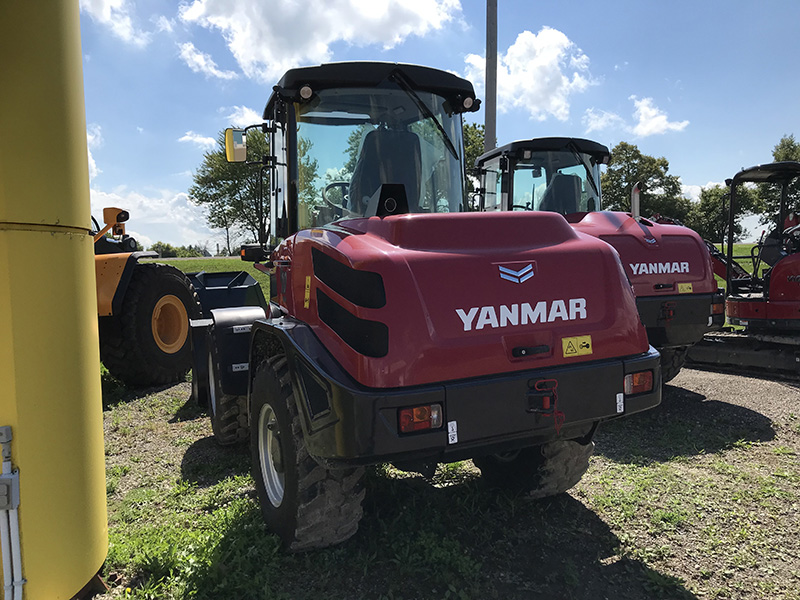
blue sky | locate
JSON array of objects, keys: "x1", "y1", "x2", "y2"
[{"x1": 79, "y1": 0, "x2": 800, "y2": 248}]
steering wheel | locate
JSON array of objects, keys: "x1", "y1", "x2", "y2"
[
  {"x1": 322, "y1": 182, "x2": 349, "y2": 211},
  {"x1": 783, "y1": 224, "x2": 800, "y2": 253},
  {"x1": 511, "y1": 203, "x2": 531, "y2": 211}
]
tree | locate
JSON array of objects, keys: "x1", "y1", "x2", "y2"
[
  {"x1": 149, "y1": 241, "x2": 178, "y2": 258},
  {"x1": 189, "y1": 130, "x2": 270, "y2": 249},
  {"x1": 684, "y1": 184, "x2": 758, "y2": 242},
  {"x1": 757, "y1": 134, "x2": 800, "y2": 226},
  {"x1": 601, "y1": 142, "x2": 691, "y2": 221},
  {"x1": 463, "y1": 122, "x2": 486, "y2": 178}
]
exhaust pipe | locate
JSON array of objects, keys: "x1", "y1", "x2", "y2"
[{"x1": 631, "y1": 181, "x2": 641, "y2": 219}]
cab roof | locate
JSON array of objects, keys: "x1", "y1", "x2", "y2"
[
  {"x1": 476, "y1": 138, "x2": 610, "y2": 168},
  {"x1": 731, "y1": 161, "x2": 800, "y2": 185},
  {"x1": 263, "y1": 61, "x2": 478, "y2": 119}
]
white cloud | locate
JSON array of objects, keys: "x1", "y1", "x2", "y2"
[
  {"x1": 582, "y1": 97, "x2": 689, "y2": 137},
  {"x1": 681, "y1": 181, "x2": 725, "y2": 202},
  {"x1": 224, "y1": 105, "x2": 263, "y2": 127},
  {"x1": 153, "y1": 15, "x2": 175, "y2": 33},
  {"x1": 630, "y1": 96, "x2": 689, "y2": 137},
  {"x1": 178, "y1": 131, "x2": 217, "y2": 150},
  {"x1": 79, "y1": 0, "x2": 150, "y2": 46},
  {"x1": 179, "y1": 0, "x2": 461, "y2": 82},
  {"x1": 465, "y1": 27, "x2": 594, "y2": 122},
  {"x1": 86, "y1": 124, "x2": 103, "y2": 181},
  {"x1": 583, "y1": 108, "x2": 626, "y2": 134},
  {"x1": 178, "y1": 42, "x2": 239, "y2": 80}
]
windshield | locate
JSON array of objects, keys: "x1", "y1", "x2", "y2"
[
  {"x1": 294, "y1": 85, "x2": 465, "y2": 229},
  {"x1": 511, "y1": 150, "x2": 602, "y2": 214}
]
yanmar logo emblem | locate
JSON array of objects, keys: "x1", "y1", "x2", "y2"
[
  {"x1": 629, "y1": 262, "x2": 689, "y2": 276},
  {"x1": 499, "y1": 264, "x2": 534, "y2": 284}
]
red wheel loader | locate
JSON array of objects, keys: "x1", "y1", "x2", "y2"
[
  {"x1": 473, "y1": 138, "x2": 724, "y2": 382},
  {"x1": 686, "y1": 161, "x2": 800, "y2": 376},
  {"x1": 189, "y1": 63, "x2": 661, "y2": 551}
]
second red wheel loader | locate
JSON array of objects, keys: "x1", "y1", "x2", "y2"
[{"x1": 473, "y1": 138, "x2": 724, "y2": 382}]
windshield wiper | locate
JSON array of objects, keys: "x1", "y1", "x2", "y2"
[
  {"x1": 388, "y1": 72, "x2": 459, "y2": 160},
  {"x1": 567, "y1": 141, "x2": 599, "y2": 197}
]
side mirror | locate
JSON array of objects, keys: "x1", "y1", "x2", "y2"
[
  {"x1": 239, "y1": 244, "x2": 272, "y2": 263},
  {"x1": 94, "y1": 206, "x2": 129, "y2": 242},
  {"x1": 225, "y1": 128, "x2": 247, "y2": 163}
]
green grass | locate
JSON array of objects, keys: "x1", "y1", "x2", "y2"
[{"x1": 97, "y1": 373, "x2": 800, "y2": 600}]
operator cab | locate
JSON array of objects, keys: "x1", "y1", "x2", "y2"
[
  {"x1": 724, "y1": 161, "x2": 800, "y2": 307},
  {"x1": 226, "y1": 62, "x2": 478, "y2": 244},
  {"x1": 474, "y1": 138, "x2": 609, "y2": 215}
]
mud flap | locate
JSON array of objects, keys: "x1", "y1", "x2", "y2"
[{"x1": 190, "y1": 306, "x2": 267, "y2": 406}]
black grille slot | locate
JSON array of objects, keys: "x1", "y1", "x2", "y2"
[
  {"x1": 312, "y1": 248, "x2": 386, "y2": 309},
  {"x1": 317, "y1": 290, "x2": 388, "y2": 358}
]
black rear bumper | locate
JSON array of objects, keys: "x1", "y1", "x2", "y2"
[
  {"x1": 637, "y1": 291, "x2": 725, "y2": 347},
  {"x1": 263, "y1": 319, "x2": 662, "y2": 468}
]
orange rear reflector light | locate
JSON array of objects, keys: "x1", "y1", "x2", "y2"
[
  {"x1": 624, "y1": 370, "x2": 654, "y2": 395},
  {"x1": 399, "y1": 404, "x2": 443, "y2": 433},
  {"x1": 711, "y1": 303, "x2": 725, "y2": 315}
]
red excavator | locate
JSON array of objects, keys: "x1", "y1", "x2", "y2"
[
  {"x1": 473, "y1": 138, "x2": 724, "y2": 382},
  {"x1": 686, "y1": 161, "x2": 800, "y2": 376}
]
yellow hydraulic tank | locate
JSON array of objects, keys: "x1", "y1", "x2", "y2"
[{"x1": 0, "y1": 1, "x2": 108, "y2": 599}]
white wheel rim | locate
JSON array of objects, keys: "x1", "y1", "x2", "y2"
[{"x1": 258, "y1": 404, "x2": 285, "y2": 507}]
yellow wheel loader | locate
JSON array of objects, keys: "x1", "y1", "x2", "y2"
[{"x1": 93, "y1": 207, "x2": 201, "y2": 386}]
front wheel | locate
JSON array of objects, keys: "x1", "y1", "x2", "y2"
[
  {"x1": 473, "y1": 439, "x2": 594, "y2": 498},
  {"x1": 250, "y1": 355, "x2": 365, "y2": 551},
  {"x1": 100, "y1": 263, "x2": 202, "y2": 387}
]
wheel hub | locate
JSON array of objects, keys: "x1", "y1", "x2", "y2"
[
  {"x1": 151, "y1": 294, "x2": 189, "y2": 353},
  {"x1": 258, "y1": 404, "x2": 285, "y2": 507}
]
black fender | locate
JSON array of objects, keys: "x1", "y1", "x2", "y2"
[
  {"x1": 249, "y1": 316, "x2": 361, "y2": 461},
  {"x1": 190, "y1": 305, "x2": 266, "y2": 407}
]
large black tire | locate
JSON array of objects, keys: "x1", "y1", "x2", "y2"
[
  {"x1": 250, "y1": 355, "x2": 365, "y2": 551},
  {"x1": 100, "y1": 263, "x2": 202, "y2": 387},
  {"x1": 207, "y1": 342, "x2": 248, "y2": 445},
  {"x1": 473, "y1": 440, "x2": 594, "y2": 499},
  {"x1": 660, "y1": 345, "x2": 689, "y2": 383}
]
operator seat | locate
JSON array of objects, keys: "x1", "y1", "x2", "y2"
[
  {"x1": 539, "y1": 173, "x2": 582, "y2": 215},
  {"x1": 349, "y1": 128, "x2": 422, "y2": 215}
]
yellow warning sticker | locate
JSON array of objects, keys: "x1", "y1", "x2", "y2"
[
  {"x1": 304, "y1": 276, "x2": 311, "y2": 308},
  {"x1": 562, "y1": 335, "x2": 593, "y2": 358},
  {"x1": 677, "y1": 283, "x2": 693, "y2": 294}
]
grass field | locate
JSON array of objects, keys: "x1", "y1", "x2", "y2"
[{"x1": 97, "y1": 370, "x2": 800, "y2": 600}]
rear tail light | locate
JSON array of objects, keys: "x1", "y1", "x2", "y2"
[
  {"x1": 398, "y1": 404, "x2": 443, "y2": 433},
  {"x1": 711, "y1": 302, "x2": 725, "y2": 315},
  {"x1": 624, "y1": 370, "x2": 654, "y2": 395}
]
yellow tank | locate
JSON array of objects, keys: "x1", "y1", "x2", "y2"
[{"x1": 0, "y1": 0, "x2": 108, "y2": 598}]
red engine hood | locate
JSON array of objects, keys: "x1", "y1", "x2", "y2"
[
  {"x1": 279, "y1": 212, "x2": 649, "y2": 388},
  {"x1": 566, "y1": 211, "x2": 717, "y2": 296}
]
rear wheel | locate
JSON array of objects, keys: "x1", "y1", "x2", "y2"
[
  {"x1": 660, "y1": 345, "x2": 690, "y2": 383},
  {"x1": 473, "y1": 440, "x2": 594, "y2": 498},
  {"x1": 250, "y1": 355, "x2": 365, "y2": 551},
  {"x1": 100, "y1": 263, "x2": 201, "y2": 387}
]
